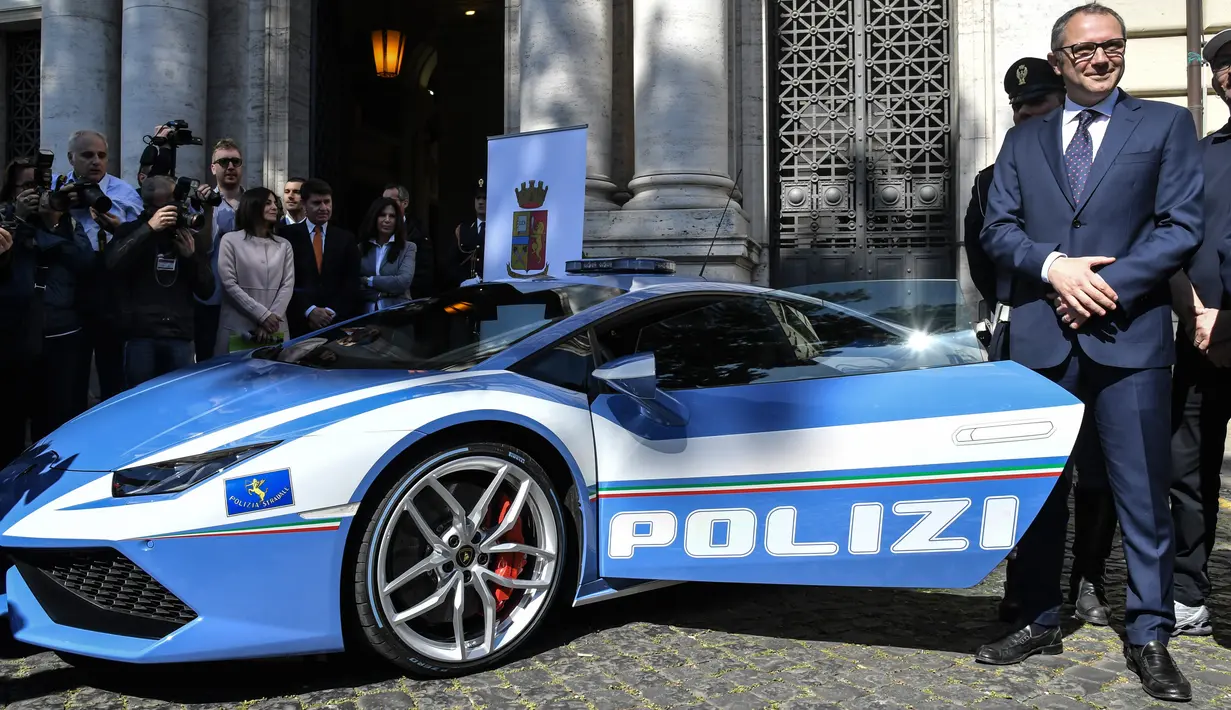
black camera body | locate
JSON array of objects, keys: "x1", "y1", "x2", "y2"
[
  {"x1": 47, "y1": 181, "x2": 112, "y2": 214},
  {"x1": 149, "y1": 120, "x2": 202, "y2": 149},
  {"x1": 141, "y1": 119, "x2": 204, "y2": 178},
  {"x1": 172, "y1": 176, "x2": 206, "y2": 231},
  {"x1": 18, "y1": 149, "x2": 113, "y2": 215}
]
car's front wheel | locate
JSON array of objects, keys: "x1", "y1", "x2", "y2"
[{"x1": 353, "y1": 442, "x2": 567, "y2": 676}]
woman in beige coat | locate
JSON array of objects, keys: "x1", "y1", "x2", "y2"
[{"x1": 214, "y1": 187, "x2": 295, "y2": 356}]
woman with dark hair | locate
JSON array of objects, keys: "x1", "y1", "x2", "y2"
[
  {"x1": 357, "y1": 196, "x2": 416, "y2": 312},
  {"x1": 214, "y1": 187, "x2": 295, "y2": 354}
]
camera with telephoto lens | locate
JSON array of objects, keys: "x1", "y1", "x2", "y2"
[
  {"x1": 47, "y1": 181, "x2": 112, "y2": 214},
  {"x1": 26, "y1": 149, "x2": 113, "y2": 214},
  {"x1": 172, "y1": 176, "x2": 206, "y2": 231}
]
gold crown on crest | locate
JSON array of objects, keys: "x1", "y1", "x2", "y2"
[{"x1": 515, "y1": 181, "x2": 549, "y2": 209}]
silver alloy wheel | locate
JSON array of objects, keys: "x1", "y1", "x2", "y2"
[{"x1": 374, "y1": 454, "x2": 560, "y2": 663}]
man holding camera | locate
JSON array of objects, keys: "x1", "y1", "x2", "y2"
[
  {"x1": 0, "y1": 186, "x2": 95, "y2": 464},
  {"x1": 56, "y1": 130, "x2": 143, "y2": 405},
  {"x1": 105, "y1": 175, "x2": 214, "y2": 388}
]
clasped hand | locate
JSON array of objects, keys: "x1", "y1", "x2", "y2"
[
  {"x1": 1191, "y1": 306, "x2": 1231, "y2": 368},
  {"x1": 1047, "y1": 256, "x2": 1118, "y2": 329}
]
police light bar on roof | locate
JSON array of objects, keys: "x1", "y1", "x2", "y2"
[{"x1": 565, "y1": 257, "x2": 676, "y2": 275}]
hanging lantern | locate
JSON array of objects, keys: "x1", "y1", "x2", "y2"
[{"x1": 372, "y1": 29, "x2": 406, "y2": 78}]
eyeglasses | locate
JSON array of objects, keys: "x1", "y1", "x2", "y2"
[
  {"x1": 214, "y1": 157, "x2": 243, "y2": 167},
  {"x1": 1054, "y1": 38, "x2": 1126, "y2": 63}
]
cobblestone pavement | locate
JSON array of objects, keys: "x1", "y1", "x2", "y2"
[{"x1": 5, "y1": 483, "x2": 1231, "y2": 710}]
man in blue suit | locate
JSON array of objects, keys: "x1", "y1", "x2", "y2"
[{"x1": 977, "y1": 4, "x2": 1202, "y2": 703}]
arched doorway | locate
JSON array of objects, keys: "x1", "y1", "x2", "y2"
[{"x1": 311, "y1": 0, "x2": 504, "y2": 250}]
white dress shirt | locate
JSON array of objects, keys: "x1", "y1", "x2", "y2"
[{"x1": 1041, "y1": 88, "x2": 1121, "y2": 282}]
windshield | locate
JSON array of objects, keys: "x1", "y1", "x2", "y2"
[
  {"x1": 265, "y1": 282, "x2": 624, "y2": 371},
  {"x1": 781, "y1": 280, "x2": 976, "y2": 334},
  {"x1": 624, "y1": 280, "x2": 984, "y2": 390}
]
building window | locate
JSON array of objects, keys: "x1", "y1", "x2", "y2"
[{"x1": 7, "y1": 31, "x2": 41, "y2": 161}]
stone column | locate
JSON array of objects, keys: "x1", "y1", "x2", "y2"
[
  {"x1": 207, "y1": 0, "x2": 249, "y2": 162},
  {"x1": 41, "y1": 0, "x2": 122, "y2": 171},
  {"x1": 624, "y1": 0, "x2": 732, "y2": 210},
  {"x1": 120, "y1": 0, "x2": 209, "y2": 182},
  {"x1": 519, "y1": 0, "x2": 618, "y2": 209}
]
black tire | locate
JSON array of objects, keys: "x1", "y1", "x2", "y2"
[{"x1": 351, "y1": 441, "x2": 571, "y2": 677}]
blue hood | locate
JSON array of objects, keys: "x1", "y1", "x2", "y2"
[{"x1": 27, "y1": 357, "x2": 427, "y2": 472}]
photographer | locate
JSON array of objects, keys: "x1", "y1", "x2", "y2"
[
  {"x1": 0, "y1": 176, "x2": 95, "y2": 464},
  {"x1": 56, "y1": 130, "x2": 143, "y2": 404},
  {"x1": 105, "y1": 175, "x2": 214, "y2": 388}
]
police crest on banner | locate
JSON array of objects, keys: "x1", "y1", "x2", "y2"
[
  {"x1": 510, "y1": 180, "x2": 549, "y2": 277},
  {"x1": 484, "y1": 125, "x2": 587, "y2": 282}
]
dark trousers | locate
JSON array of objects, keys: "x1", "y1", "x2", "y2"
[
  {"x1": 0, "y1": 330, "x2": 88, "y2": 466},
  {"x1": 124, "y1": 337, "x2": 195, "y2": 389},
  {"x1": 195, "y1": 303, "x2": 221, "y2": 363},
  {"x1": 1014, "y1": 346, "x2": 1174, "y2": 645},
  {"x1": 1004, "y1": 412, "x2": 1117, "y2": 602},
  {"x1": 1169, "y1": 336, "x2": 1231, "y2": 607},
  {"x1": 80, "y1": 317, "x2": 125, "y2": 403}
]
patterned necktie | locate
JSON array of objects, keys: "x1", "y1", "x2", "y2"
[
  {"x1": 312, "y1": 224, "x2": 324, "y2": 272},
  {"x1": 1065, "y1": 109, "x2": 1100, "y2": 204}
]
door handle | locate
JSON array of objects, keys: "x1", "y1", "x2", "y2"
[{"x1": 953, "y1": 420, "x2": 1054, "y2": 445}]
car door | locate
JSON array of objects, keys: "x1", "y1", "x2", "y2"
[{"x1": 589, "y1": 288, "x2": 1084, "y2": 589}]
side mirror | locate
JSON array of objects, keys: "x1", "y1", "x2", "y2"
[{"x1": 593, "y1": 352, "x2": 688, "y2": 427}]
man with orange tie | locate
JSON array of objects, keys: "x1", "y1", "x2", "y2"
[{"x1": 285, "y1": 178, "x2": 361, "y2": 337}]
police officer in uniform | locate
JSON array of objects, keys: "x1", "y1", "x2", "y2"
[
  {"x1": 965, "y1": 57, "x2": 1066, "y2": 359},
  {"x1": 440, "y1": 178, "x2": 487, "y2": 291}
]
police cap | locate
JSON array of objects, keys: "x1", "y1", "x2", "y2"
[
  {"x1": 1204, "y1": 28, "x2": 1231, "y2": 64},
  {"x1": 1004, "y1": 57, "x2": 1064, "y2": 105},
  {"x1": 474, "y1": 177, "x2": 487, "y2": 198}
]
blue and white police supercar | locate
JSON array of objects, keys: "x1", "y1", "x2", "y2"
[{"x1": 0, "y1": 259, "x2": 1084, "y2": 677}]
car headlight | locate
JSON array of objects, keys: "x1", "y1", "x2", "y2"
[{"x1": 111, "y1": 442, "x2": 280, "y2": 498}]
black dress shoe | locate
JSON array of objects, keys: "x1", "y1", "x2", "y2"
[
  {"x1": 997, "y1": 597, "x2": 1021, "y2": 623},
  {"x1": 976, "y1": 624, "x2": 1062, "y2": 665},
  {"x1": 1125, "y1": 640, "x2": 1191, "y2": 702},
  {"x1": 1072, "y1": 578, "x2": 1110, "y2": 626}
]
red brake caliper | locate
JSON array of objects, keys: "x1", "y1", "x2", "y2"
[{"x1": 488, "y1": 495, "x2": 528, "y2": 611}]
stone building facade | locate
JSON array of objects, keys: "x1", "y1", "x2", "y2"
[{"x1": 0, "y1": 0, "x2": 1227, "y2": 290}]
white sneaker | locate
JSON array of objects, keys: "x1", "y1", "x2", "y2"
[{"x1": 1173, "y1": 601, "x2": 1213, "y2": 636}]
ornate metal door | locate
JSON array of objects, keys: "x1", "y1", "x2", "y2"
[
  {"x1": 772, "y1": 0, "x2": 955, "y2": 287},
  {"x1": 6, "y1": 31, "x2": 40, "y2": 161}
]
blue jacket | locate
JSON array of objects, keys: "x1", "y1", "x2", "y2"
[
  {"x1": 979, "y1": 91, "x2": 1203, "y2": 370},
  {"x1": 0, "y1": 216, "x2": 94, "y2": 352}
]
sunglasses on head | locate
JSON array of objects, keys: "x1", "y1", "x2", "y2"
[{"x1": 214, "y1": 157, "x2": 243, "y2": 167}]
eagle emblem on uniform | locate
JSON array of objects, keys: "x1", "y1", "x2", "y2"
[
  {"x1": 508, "y1": 180, "x2": 550, "y2": 278},
  {"x1": 1016, "y1": 63, "x2": 1028, "y2": 85}
]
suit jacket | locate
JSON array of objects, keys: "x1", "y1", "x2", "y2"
[
  {"x1": 980, "y1": 91, "x2": 1203, "y2": 370},
  {"x1": 359, "y1": 239, "x2": 417, "y2": 311},
  {"x1": 439, "y1": 219, "x2": 485, "y2": 292},
  {"x1": 963, "y1": 164, "x2": 999, "y2": 307},
  {"x1": 1198, "y1": 121, "x2": 1231, "y2": 309},
  {"x1": 284, "y1": 220, "x2": 361, "y2": 336},
  {"x1": 405, "y1": 216, "x2": 435, "y2": 298}
]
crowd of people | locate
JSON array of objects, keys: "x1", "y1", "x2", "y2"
[
  {"x1": 0, "y1": 131, "x2": 491, "y2": 467},
  {"x1": 963, "y1": 4, "x2": 1231, "y2": 704}
]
